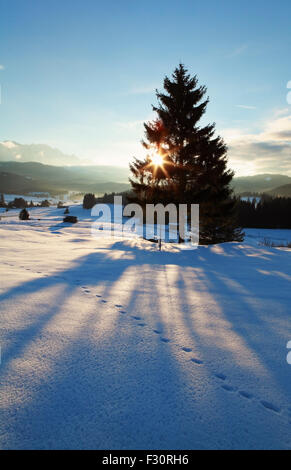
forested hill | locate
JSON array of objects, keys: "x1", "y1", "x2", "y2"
[{"x1": 1, "y1": 160, "x2": 291, "y2": 197}]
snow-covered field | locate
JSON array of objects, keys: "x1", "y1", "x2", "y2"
[{"x1": 0, "y1": 205, "x2": 291, "y2": 449}]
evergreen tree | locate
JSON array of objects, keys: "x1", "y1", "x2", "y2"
[
  {"x1": 0, "y1": 193, "x2": 5, "y2": 207},
  {"x1": 129, "y1": 64, "x2": 244, "y2": 244},
  {"x1": 83, "y1": 193, "x2": 96, "y2": 209},
  {"x1": 40, "y1": 199, "x2": 50, "y2": 207},
  {"x1": 9, "y1": 197, "x2": 27, "y2": 209}
]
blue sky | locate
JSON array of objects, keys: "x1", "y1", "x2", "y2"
[{"x1": 1, "y1": 0, "x2": 291, "y2": 175}]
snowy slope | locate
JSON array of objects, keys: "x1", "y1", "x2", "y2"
[{"x1": 0, "y1": 206, "x2": 291, "y2": 449}]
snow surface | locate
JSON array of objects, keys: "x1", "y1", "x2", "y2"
[{"x1": 0, "y1": 205, "x2": 291, "y2": 449}]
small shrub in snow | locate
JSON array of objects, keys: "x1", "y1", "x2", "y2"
[
  {"x1": 63, "y1": 215, "x2": 78, "y2": 224},
  {"x1": 259, "y1": 237, "x2": 274, "y2": 247},
  {"x1": 64, "y1": 207, "x2": 70, "y2": 214},
  {"x1": 19, "y1": 208, "x2": 30, "y2": 220},
  {"x1": 259, "y1": 237, "x2": 291, "y2": 248}
]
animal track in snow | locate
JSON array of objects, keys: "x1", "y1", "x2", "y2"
[
  {"x1": 239, "y1": 391, "x2": 253, "y2": 399},
  {"x1": 182, "y1": 347, "x2": 192, "y2": 353},
  {"x1": 160, "y1": 337, "x2": 170, "y2": 343},
  {"x1": 260, "y1": 400, "x2": 281, "y2": 413},
  {"x1": 81, "y1": 286, "x2": 91, "y2": 294},
  {"x1": 215, "y1": 373, "x2": 226, "y2": 381},
  {"x1": 191, "y1": 358, "x2": 203, "y2": 364},
  {"x1": 221, "y1": 384, "x2": 236, "y2": 392},
  {"x1": 214, "y1": 375, "x2": 283, "y2": 419},
  {"x1": 83, "y1": 291, "x2": 288, "y2": 425}
]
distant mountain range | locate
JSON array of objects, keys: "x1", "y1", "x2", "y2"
[
  {"x1": 267, "y1": 184, "x2": 291, "y2": 197},
  {"x1": 0, "y1": 161, "x2": 130, "y2": 196},
  {"x1": 0, "y1": 142, "x2": 291, "y2": 197},
  {"x1": 0, "y1": 141, "x2": 83, "y2": 166},
  {"x1": 0, "y1": 141, "x2": 131, "y2": 195},
  {"x1": 231, "y1": 174, "x2": 291, "y2": 197}
]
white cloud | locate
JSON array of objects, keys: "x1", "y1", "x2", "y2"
[
  {"x1": 0, "y1": 140, "x2": 17, "y2": 149},
  {"x1": 262, "y1": 114, "x2": 291, "y2": 141},
  {"x1": 0, "y1": 64, "x2": 4, "y2": 70},
  {"x1": 221, "y1": 111, "x2": 291, "y2": 175}
]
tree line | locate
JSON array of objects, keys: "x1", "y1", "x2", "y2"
[
  {"x1": 0, "y1": 194, "x2": 50, "y2": 209},
  {"x1": 238, "y1": 196, "x2": 291, "y2": 229}
]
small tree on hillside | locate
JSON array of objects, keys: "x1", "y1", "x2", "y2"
[
  {"x1": 129, "y1": 64, "x2": 244, "y2": 244},
  {"x1": 9, "y1": 197, "x2": 27, "y2": 209},
  {"x1": 40, "y1": 199, "x2": 50, "y2": 207},
  {"x1": 0, "y1": 194, "x2": 5, "y2": 207}
]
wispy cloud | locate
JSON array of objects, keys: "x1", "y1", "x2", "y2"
[
  {"x1": 115, "y1": 112, "x2": 155, "y2": 130},
  {"x1": 236, "y1": 105, "x2": 257, "y2": 110},
  {"x1": 0, "y1": 64, "x2": 5, "y2": 70},
  {"x1": 124, "y1": 85, "x2": 157, "y2": 96},
  {"x1": 274, "y1": 108, "x2": 289, "y2": 117},
  {"x1": 227, "y1": 44, "x2": 248, "y2": 58},
  {"x1": 115, "y1": 119, "x2": 144, "y2": 130}
]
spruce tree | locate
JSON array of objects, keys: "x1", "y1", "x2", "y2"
[
  {"x1": 83, "y1": 193, "x2": 96, "y2": 209},
  {"x1": 129, "y1": 64, "x2": 244, "y2": 244}
]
